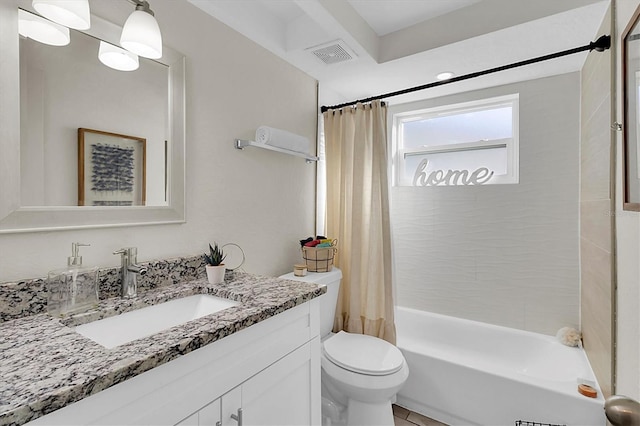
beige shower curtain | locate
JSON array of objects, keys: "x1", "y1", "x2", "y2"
[{"x1": 322, "y1": 100, "x2": 396, "y2": 345}]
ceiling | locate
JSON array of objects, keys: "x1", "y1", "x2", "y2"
[
  {"x1": 188, "y1": 0, "x2": 610, "y2": 106},
  {"x1": 347, "y1": 0, "x2": 482, "y2": 36}
]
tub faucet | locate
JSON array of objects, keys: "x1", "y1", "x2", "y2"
[
  {"x1": 113, "y1": 247, "x2": 147, "y2": 298},
  {"x1": 605, "y1": 395, "x2": 640, "y2": 426}
]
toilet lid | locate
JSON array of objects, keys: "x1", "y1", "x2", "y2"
[{"x1": 323, "y1": 331, "x2": 404, "y2": 376}]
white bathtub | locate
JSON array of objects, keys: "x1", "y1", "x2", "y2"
[{"x1": 395, "y1": 307, "x2": 606, "y2": 426}]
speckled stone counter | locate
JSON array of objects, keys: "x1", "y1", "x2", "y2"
[
  {"x1": 0, "y1": 255, "x2": 207, "y2": 323},
  {"x1": 0, "y1": 272, "x2": 325, "y2": 426}
]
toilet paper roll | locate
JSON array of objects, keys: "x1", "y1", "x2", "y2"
[{"x1": 255, "y1": 126, "x2": 310, "y2": 154}]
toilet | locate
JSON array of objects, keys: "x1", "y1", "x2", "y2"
[{"x1": 280, "y1": 267, "x2": 409, "y2": 426}]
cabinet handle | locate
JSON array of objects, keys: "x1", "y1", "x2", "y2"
[{"x1": 230, "y1": 408, "x2": 243, "y2": 426}]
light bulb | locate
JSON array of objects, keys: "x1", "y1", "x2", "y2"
[
  {"x1": 120, "y1": 9, "x2": 162, "y2": 59},
  {"x1": 436, "y1": 72, "x2": 455, "y2": 81},
  {"x1": 32, "y1": 0, "x2": 90, "y2": 30},
  {"x1": 98, "y1": 41, "x2": 139, "y2": 72}
]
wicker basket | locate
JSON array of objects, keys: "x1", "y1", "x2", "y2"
[{"x1": 301, "y1": 240, "x2": 338, "y2": 272}]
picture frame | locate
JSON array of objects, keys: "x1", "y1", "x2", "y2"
[{"x1": 78, "y1": 128, "x2": 146, "y2": 206}]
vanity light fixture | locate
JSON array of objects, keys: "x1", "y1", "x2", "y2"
[
  {"x1": 32, "y1": 0, "x2": 91, "y2": 30},
  {"x1": 120, "y1": 0, "x2": 162, "y2": 59},
  {"x1": 18, "y1": 9, "x2": 70, "y2": 46},
  {"x1": 98, "y1": 41, "x2": 139, "y2": 71},
  {"x1": 436, "y1": 71, "x2": 455, "y2": 81}
]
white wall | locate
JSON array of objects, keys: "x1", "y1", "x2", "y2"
[
  {"x1": 390, "y1": 73, "x2": 580, "y2": 335},
  {"x1": 615, "y1": 0, "x2": 640, "y2": 400},
  {"x1": 0, "y1": 0, "x2": 317, "y2": 282}
]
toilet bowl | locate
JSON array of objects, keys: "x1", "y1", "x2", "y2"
[
  {"x1": 321, "y1": 331, "x2": 409, "y2": 425},
  {"x1": 279, "y1": 268, "x2": 408, "y2": 426}
]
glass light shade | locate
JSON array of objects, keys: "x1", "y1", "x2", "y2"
[
  {"x1": 19, "y1": 9, "x2": 70, "y2": 46},
  {"x1": 32, "y1": 0, "x2": 90, "y2": 30},
  {"x1": 120, "y1": 10, "x2": 162, "y2": 59},
  {"x1": 98, "y1": 41, "x2": 139, "y2": 72}
]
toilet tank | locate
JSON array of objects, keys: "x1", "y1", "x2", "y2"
[{"x1": 279, "y1": 268, "x2": 342, "y2": 338}]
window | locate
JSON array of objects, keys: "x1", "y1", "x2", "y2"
[{"x1": 393, "y1": 94, "x2": 519, "y2": 186}]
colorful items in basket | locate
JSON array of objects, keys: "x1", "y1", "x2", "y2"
[
  {"x1": 299, "y1": 236, "x2": 335, "y2": 248},
  {"x1": 299, "y1": 236, "x2": 338, "y2": 273}
]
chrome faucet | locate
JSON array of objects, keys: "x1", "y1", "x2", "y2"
[{"x1": 113, "y1": 247, "x2": 147, "y2": 298}]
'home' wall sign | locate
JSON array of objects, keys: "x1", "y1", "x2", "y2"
[{"x1": 412, "y1": 159, "x2": 494, "y2": 186}]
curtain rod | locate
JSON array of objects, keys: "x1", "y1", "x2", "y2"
[{"x1": 320, "y1": 35, "x2": 611, "y2": 113}]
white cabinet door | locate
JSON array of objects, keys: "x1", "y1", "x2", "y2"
[
  {"x1": 240, "y1": 341, "x2": 317, "y2": 426},
  {"x1": 198, "y1": 398, "x2": 222, "y2": 426},
  {"x1": 173, "y1": 396, "x2": 224, "y2": 426},
  {"x1": 221, "y1": 387, "x2": 241, "y2": 426}
]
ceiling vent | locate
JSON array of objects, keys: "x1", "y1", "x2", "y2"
[{"x1": 306, "y1": 40, "x2": 357, "y2": 65}]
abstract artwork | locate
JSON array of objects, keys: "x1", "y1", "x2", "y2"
[
  {"x1": 91, "y1": 144, "x2": 135, "y2": 191},
  {"x1": 78, "y1": 128, "x2": 146, "y2": 206}
]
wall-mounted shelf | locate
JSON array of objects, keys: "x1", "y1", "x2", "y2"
[{"x1": 235, "y1": 139, "x2": 319, "y2": 163}]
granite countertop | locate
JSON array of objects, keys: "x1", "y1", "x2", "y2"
[{"x1": 0, "y1": 272, "x2": 325, "y2": 426}]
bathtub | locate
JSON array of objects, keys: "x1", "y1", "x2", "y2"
[{"x1": 394, "y1": 307, "x2": 606, "y2": 426}]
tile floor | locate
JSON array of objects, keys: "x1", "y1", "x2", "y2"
[{"x1": 392, "y1": 404, "x2": 448, "y2": 426}]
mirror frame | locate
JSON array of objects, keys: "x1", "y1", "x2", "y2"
[
  {"x1": 623, "y1": 4, "x2": 640, "y2": 211},
  {"x1": 0, "y1": 1, "x2": 185, "y2": 233}
]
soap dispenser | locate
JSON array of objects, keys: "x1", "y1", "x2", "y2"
[{"x1": 47, "y1": 243, "x2": 99, "y2": 317}]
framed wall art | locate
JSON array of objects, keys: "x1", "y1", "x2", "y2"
[{"x1": 78, "y1": 128, "x2": 146, "y2": 206}]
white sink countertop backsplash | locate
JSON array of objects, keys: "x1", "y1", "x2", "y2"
[{"x1": 0, "y1": 269, "x2": 325, "y2": 425}]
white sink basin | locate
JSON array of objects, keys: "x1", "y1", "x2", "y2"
[{"x1": 74, "y1": 294, "x2": 239, "y2": 349}]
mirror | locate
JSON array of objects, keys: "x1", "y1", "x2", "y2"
[
  {"x1": 20, "y1": 23, "x2": 168, "y2": 207},
  {"x1": 623, "y1": 6, "x2": 640, "y2": 210},
  {"x1": 0, "y1": 2, "x2": 185, "y2": 232}
]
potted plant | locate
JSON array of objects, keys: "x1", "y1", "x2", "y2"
[{"x1": 204, "y1": 242, "x2": 226, "y2": 284}]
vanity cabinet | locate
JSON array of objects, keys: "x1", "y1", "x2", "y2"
[
  {"x1": 176, "y1": 340, "x2": 315, "y2": 426},
  {"x1": 27, "y1": 299, "x2": 321, "y2": 426}
]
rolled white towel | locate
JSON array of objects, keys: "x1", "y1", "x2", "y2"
[
  {"x1": 255, "y1": 126, "x2": 310, "y2": 154},
  {"x1": 255, "y1": 126, "x2": 271, "y2": 144}
]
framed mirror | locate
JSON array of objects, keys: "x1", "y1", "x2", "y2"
[
  {"x1": 0, "y1": 1, "x2": 185, "y2": 233},
  {"x1": 623, "y1": 5, "x2": 640, "y2": 211}
]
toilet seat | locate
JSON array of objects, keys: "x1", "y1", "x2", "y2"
[{"x1": 323, "y1": 331, "x2": 404, "y2": 376}]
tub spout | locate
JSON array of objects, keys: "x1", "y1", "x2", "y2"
[{"x1": 605, "y1": 395, "x2": 640, "y2": 426}]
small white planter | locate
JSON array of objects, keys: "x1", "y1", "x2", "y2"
[{"x1": 206, "y1": 264, "x2": 226, "y2": 285}]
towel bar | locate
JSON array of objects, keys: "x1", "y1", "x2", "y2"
[{"x1": 235, "y1": 139, "x2": 319, "y2": 163}]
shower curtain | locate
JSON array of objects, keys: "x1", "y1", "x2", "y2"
[{"x1": 322, "y1": 100, "x2": 396, "y2": 344}]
